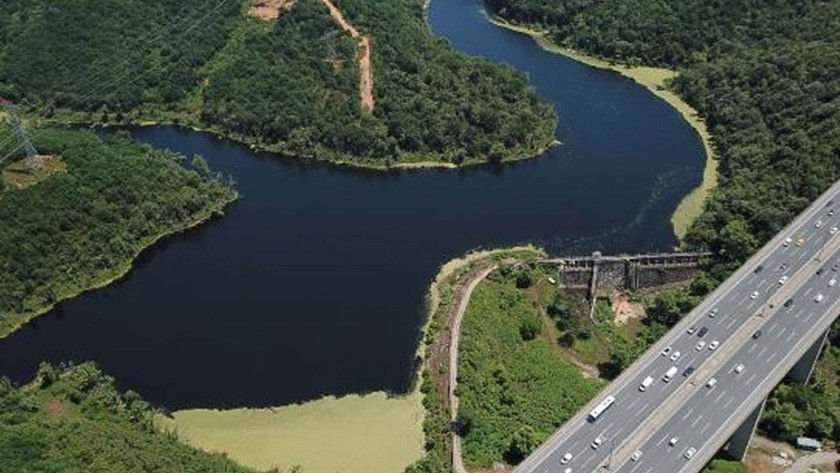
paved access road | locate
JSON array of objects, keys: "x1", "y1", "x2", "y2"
[{"x1": 516, "y1": 180, "x2": 840, "y2": 473}]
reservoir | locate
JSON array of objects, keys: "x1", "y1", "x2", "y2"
[{"x1": 0, "y1": 0, "x2": 704, "y2": 409}]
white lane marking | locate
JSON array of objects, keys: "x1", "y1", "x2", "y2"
[
  {"x1": 748, "y1": 344, "x2": 758, "y2": 354},
  {"x1": 806, "y1": 311, "x2": 815, "y2": 322},
  {"x1": 758, "y1": 346, "x2": 768, "y2": 358},
  {"x1": 681, "y1": 408, "x2": 695, "y2": 421},
  {"x1": 726, "y1": 317, "x2": 739, "y2": 331},
  {"x1": 714, "y1": 390, "x2": 726, "y2": 402},
  {"x1": 723, "y1": 397, "x2": 735, "y2": 409},
  {"x1": 636, "y1": 402, "x2": 650, "y2": 417},
  {"x1": 700, "y1": 421, "x2": 712, "y2": 435},
  {"x1": 768, "y1": 321, "x2": 779, "y2": 332},
  {"x1": 777, "y1": 327, "x2": 787, "y2": 338},
  {"x1": 690, "y1": 413, "x2": 704, "y2": 428},
  {"x1": 656, "y1": 434, "x2": 669, "y2": 447},
  {"x1": 766, "y1": 352, "x2": 778, "y2": 364},
  {"x1": 746, "y1": 373, "x2": 757, "y2": 385},
  {"x1": 786, "y1": 331, "x2": 796, "y2": 344},
  {"x1": 627, "y1": 397, "x2": 640, "y2": 411},
  {"x1": 805, "y1": 287, "x2": 813, "y2": 297}
]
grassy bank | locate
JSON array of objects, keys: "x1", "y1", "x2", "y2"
[
  {"x1": 0, "y1": 128, "x2": 237, "y2": 339},
  {"x1": 158, "y1": 392, "x2": 425, "y2": 473},
  {"x1": 486, "y1": 15, "x2": 718, "y2": 240}
]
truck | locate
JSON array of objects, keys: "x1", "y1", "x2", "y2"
[{"x1": 663, "y1": 366, "x2": 678, "y2": 382}]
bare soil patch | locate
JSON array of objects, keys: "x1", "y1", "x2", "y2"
[
  {"x1": 248, "y1": 0, "x2": 298, "y2": 21},
  {"x1": 610, "y1": 290, "x2": 645, "y2": 325},
  {"x1": 3, "y1": 155, "x2": 66, "y2": 190},
  {"x1": 42, "y1": 397, "x2": 73, "y2": 421}
]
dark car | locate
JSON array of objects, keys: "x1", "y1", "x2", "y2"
[
  {"x1": 784, "y1": 299, "x2": 794, "y2": 308},
  {"x1": 833, "y1": 263, "x2": 840, "y2": 272},
  {"x1": 697, "y1": 327, "x2": 708, "y2": 338},
  {"x1": 683, "y1": 367, "x2": 695, "y2": 377},
  {"x1": 752, "y1": 330, "x2": 762, "y2": 339},
  {"x1": 754, "y1": 265, "x2": 764, "y2": 274},
  {"x1": 827, "y1": 200, "x2": 834, "y2": 207},
  {"x1": 780, "y1": 263, "x2": 788, "y2": 271},
  {"x1": 817, "y1": 268, "x2": 825, "y2": 276}
]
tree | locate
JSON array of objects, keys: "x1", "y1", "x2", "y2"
[{"x1": 519, "y1": 317, "x2": 542, "y2": 341}]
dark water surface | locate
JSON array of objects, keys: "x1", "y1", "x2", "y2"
[{"x1": 0, "y1": 0, "x2": 704, "y2": 408}]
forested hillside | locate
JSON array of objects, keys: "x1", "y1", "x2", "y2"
[
  {"x1": 0, "y1": 0, "x2": 556, "y2": 166},
  {"x1": 0, "y1": 128, "x2": 236, "y2": 338},
  {"x1": 0, "y1": 362, "x2": 254, "y2": 472}
]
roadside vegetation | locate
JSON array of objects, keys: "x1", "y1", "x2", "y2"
[
  {"x1": 0, "y1": 128, "x2": 236, "y2": 338},
  {"x1": 0, "y1": 362, "x2": 253, "y2": 472},
  {"x1": 0, "y1": 0, "x2": 556, "y2": 167}
]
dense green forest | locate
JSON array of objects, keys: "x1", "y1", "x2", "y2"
[
  {"x1": 0, "y1": 0, "x2": 556, "y2": 166},
  {"x1": 0, "y1": 362, "x2": 254, "y2": 472},
  {"x1": 0, "y1": 128, "x2": 236, "y2": 338}
]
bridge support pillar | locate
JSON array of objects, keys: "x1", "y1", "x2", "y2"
[
  {"x1": 789, "y1": 329, "x2": 829, "y2": 384},
  {"x1": 725, "y1": 398, "x2": 766, "y2": 461}
]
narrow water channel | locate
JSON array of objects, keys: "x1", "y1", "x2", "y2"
[{"x1": 0, "y1": 0, "x2": 704, "y2": 409}]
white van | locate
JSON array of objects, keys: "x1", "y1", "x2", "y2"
[
  {"x1": 639, "y1": 376, "x2": 654, "y2": 392},
  {"x1": 663, "y1": 366, "x2": 678, "y2": 382}
]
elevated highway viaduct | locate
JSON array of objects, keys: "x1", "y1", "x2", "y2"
[{"x1": 516, "y1": 179, "x2": 840, "y2": 473}]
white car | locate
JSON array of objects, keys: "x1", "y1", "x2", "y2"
[
  {"x1": 661, "y1": 346, "x2": 672, "y2": 356},
  {"x1": 750, "y1": 291, "x2": 759, "y2": 300},
  {"x1": 709, "y1": 308, "x2": 718, "y2": 318},
  {"x1": 669, "y1": 351, "x2": 681, "y2": 361},
  {"x1": 831, "y1": 227, "x2": 839, "y2": 235},
  {"x1": 734, "y1": 364, "x2": 745, "y2": 374},
  {"x1": 564, "y1": 469, "x2": 571, "y2": 473},
  {"x1": 815, "y1": 293, "x2": 824, "y2": 303},
  {"x1": 778, "y1": 275, "x2": 789, "y2": 285},
  {"x1": 784, "y1": 237, "x2": 793, "y2": 247},
  {"x1": 631, "y1": 450, "x2": 642, "y2": 461},
  {"x1": 685, "y1": 447, "x2": 697, "y2": 459},
  {"x1": 695, "y1": 341, "x2": 706, "y2": 351},
  {"x1": 669, "y1": 437, "x2": 679, "y2": 446},
  {"x1": 708, "y1": 340, "x2": 720, "y2": 351},
  {"x1": 829, "y1": 278, "x2": 837, "y2": 287},
  {"x1": 561, "y1": 452, "x2": 572, "y2": 464},
  {"x1": 706, "y1": 378, "x2": 718, "y2": 389},
  {"x1": 591, "y1": 436, "x2": 603, "y2": 450},
  {"x1": 687, "y1": 326, "x2": 697, "y2": 335},
  {"x1": 816, "y1": 220, "x2": 823, "y2": 228}
]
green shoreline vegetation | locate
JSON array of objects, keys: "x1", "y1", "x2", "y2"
[
  {"x1": 0, "y1": 128, "x2": 237, "y2": 339},
  {"x1": 0, "y1": 0, "x2": 558, "y2": 169},
  {"x1": 485, "y1": 14, "x2": 718, "y2": 241},
  {"x1": 0, "y1": 362, "x2": 254, "y2": 472}
]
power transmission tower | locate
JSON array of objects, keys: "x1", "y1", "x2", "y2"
[{"x1": 1, "y1": 98, "x2": 38, "y2": 159}]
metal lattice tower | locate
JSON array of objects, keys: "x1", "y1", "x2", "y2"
[{"x1": 1, "y1": 99, "x2": 37, "y2": 159}]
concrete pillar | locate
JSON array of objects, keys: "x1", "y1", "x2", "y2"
[
  {"x1": 725, "y1": 398, "x2": 766, "y2": 461},
  {"x1": 789, "y1": 330, "x2": 829, "y2": 385}
]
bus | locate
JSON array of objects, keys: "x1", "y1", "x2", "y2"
[{"x1": 588, "y1": 395, "x2": 616, "y2": 421}]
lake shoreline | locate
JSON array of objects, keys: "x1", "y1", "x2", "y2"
[
  {"x1": 485, "y1": 15, "x2": 718, "y2": 240},
  {"x1": 0, "y1": 191, "x2": 237, "y2": 340}
]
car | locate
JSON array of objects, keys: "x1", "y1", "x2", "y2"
[
  {"x1": 818, "y1": 268, "x2": 825, "y2": 275},
  {"x1": 779, "y1": 275, "x2": 789, "y2": 285},
  {"x1": 754, "y1": 265, "x2": 764, "y2": 274},
  {"x1": 640, "y1": 376, "x2": 654, "y2": 391},
  {"x1": 669, "y1": 437, "x2": 679, "y2": 446},
  {"x1": 784, "y1": 237, "x2": 793, "y2": 247},
  {"x1": 780, "y1": 262, "x2": 789, "y2": 271},
  {"x1": 561, "y1": 453, "x2": 572, "y2": 464},
  {"x1": 815, "y1": 293, "x2": 824, "y2": 303},
  {"x1": 697, "y1": 327, "x2": 708, "y2": 337},
  {"x1": 687, "y1": 326, "x2": 697, "y2": 335},
  {"x1": 834, "y1": 263, "x2": 840, "y2": 271},
  {"x1": 709, "y1": 308, "x2": 719, "y2": 318},
  {"x1": 670, "y1": 351, "x2": 682, "y2": 361},
  {"x1": 831, "y1": 227, "x2": 839, "y2": 235},
  {"x1": 696, "y1": 341, "x2": 706, "y2": 351},
  {"x1": 706, "y1": 378, "x2": 718, "y2": 389},
  {"x1": 734, "y1": 364, "x2": 745, "y2": 374},
  {"x1": 816, "y1": 220, "x2": 823, "y2": 228},
  {"x1": 797, "y1": 237, "x2": 806, "y2": 246},
  {"x1": 784, "y1": 298, "x2": 794, "y2": 308},
  {"x1": 750, "y1": 291, "x2": 759, "y2": 300},
  {"x1": 591, "y1": 436, "x2": 603, "y2": 449},
  {"x1": 753, "y1": 330, "x2": 763, "y2": 339},
  {"x1": 830, "y1": 279, "x2": 837, "y2": 287},
  {"x1": 685, "y1": 447, "x2": 697, "y2": 459},
  {"x1": 564, "y1": 469, "x2": 571, "y2": 473},
  {"x1": 661, "y1": 346, "x2": 673, "y2": 356},
  {"x1": 683, "y1": 366, "x2": 696, "y2": 377},
  {"x1": 708, "y1": 340, "x2": 720, "y2": 351},
  {"x1": 631, "y1": 450, "x2": 642, "y2": 461},
  {"x1": 830, "y1": 209, "x2": 836, "y2": 216}
]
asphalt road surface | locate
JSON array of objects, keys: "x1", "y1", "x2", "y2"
[{"x1": 516, "y1": 180, "x2": 840, "y2": 473}]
